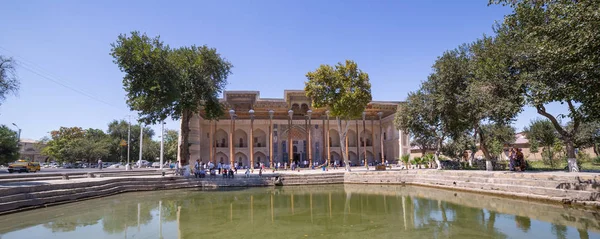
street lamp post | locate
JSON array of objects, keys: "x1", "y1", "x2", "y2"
[
  {"x1": 325, "y1": 111, "x2": 330, "y2": 165},
  {"x1": 11, "y1": 123, "x2": 21, "y2": 145},
  {"x1": 139, "y1": 123, "x2": 144, "y2": 168},
  {"x1": 160, "y1": 121, "x2": 165, "y2": 170},
  {"x1": 127, "y1": 116, "x2": 131, "y2": 171}
]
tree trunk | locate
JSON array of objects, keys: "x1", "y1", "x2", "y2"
[
  {"x1": 434, "y1": 137, "x2": 442, "y2": 170},
  {"x1": 178, "y1": 109, "x2": 192, "y2": 167},
  {"x1": 337, "y1": 117, "x2": 351, "y2": 171},
  {"x1": 565, "y1": 139, "x2": 579, "y2": 172},
  {"x1": 536, "y1": 104, "x2": 579, "y2": 172},
  {"x1": 478, "y1": 129, "x2": 493, "y2": 171},
  {"x1": 594, "y1": 144, "x2": 598, "y2": 156}
]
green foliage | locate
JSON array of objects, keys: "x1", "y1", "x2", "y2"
[
  {"x1": 164, "y1": 130, "x2": 178, "y2": 162},
  {"x1": 529, "y1": 139, "x2": 539, "y2": 154},
  {"x1": 106, "y1": 119, "x2": 155, "y2": 163},
  {"x1": 413, "y1": 157, "x2": 422, "y2": 168},
  {"x1": 400, "y1": 154, "x2": 410, "y2": 167},
  {"x1": 0, "y1": 125, "x2": 19, "y2": 165},
  {"x1": 304, "y1": 60, "x2": 372, "y2": 119},
  {"x1": 577, "y1": 151, "x2": 591, "y2": 163},
  {"x1": 305, "y1": 60, "x2": 372, "y2": 170},
  {"x1": 524, "y1": 119, "x2": 558, "y2": 149},
  {"x1": 0, "y1": 56, "x2": 19, "y2": 106},
  {"x1": 110, "y1": 31, "x2": 232, "y2": 165},
  {"x1": 488, "y1": 140, "x2": 504, "y2": 159},
  {"x1": 41, "y1": 127, "x2": 112, "y2": 164},
  {"x1": 490, "y1": 0, "x2": 600, "y2": 171},
  {"x1": 572, "y1": 121, "x2": 600, "y2": 156}
]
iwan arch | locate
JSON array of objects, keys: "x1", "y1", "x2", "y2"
[{"x1": 185, "y1": 90, "x2": 410, "y2": 168}]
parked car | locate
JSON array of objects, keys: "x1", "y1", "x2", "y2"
[
  {"x1": 151, "y1": 162, "x2": 161, "y2": 168},
  {"x1": 107, "y1": 164, "x2": 121, "y2": 169},
  {"x1": 7, "y1": 160, "x2": 40, "y2": 173}
]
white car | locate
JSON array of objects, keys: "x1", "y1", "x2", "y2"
[
  {"x1": 151, "y1": 162, "x2": 161, "y2": 168},
  {"x1": 108, "y1": 164, "x2": 120, "y2": 169}
]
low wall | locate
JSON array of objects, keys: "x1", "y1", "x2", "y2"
[
  {"x1": 0, "y1": 170, "x2": 598, "y2": 214},
  {"x1": 344, "y1": 170, "x2": 600, "y2": 209}
]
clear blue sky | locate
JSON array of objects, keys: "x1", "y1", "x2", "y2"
[{"x1": 0, "y1": 0, "x2": 567, "y2": 140}]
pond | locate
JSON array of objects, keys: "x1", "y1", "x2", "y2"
[{"x1": 0, "y1": 185, "x2": 598, "y2": 239}]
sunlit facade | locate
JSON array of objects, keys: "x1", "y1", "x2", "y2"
[{"x1": 185, "y1": 90, "x2": 410, "y2": 167}]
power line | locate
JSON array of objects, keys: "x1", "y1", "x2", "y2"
[{"x1": 0, "y1": 46, "x2": 123, "y2": 110}]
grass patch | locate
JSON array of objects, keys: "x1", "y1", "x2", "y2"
[{"x1": 526, "y1": 160, "x2": 600, "y2": 172}]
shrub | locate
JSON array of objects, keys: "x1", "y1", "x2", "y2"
[{"x1": 577, "y1": 151, "x2": 592, "y2": 163}]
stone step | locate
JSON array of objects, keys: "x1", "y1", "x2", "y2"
[{"x1": 407, "y1": 177, "x2": 599, "y2": 202}]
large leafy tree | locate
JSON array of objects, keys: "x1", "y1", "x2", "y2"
[
  {"x1": 41, "y1": 127, "x2": 86, "y2": 163},
  {"x1": 491, "y1": 0, "x2": 600, "y2": 171},
  {"x1": 0, "y1": 56, "x2": 19, "y2": 107},
  {"x1": 305, "y1": 60, "x2": 372, "y2": 171},
  {"x1": 524, "y1": 119, "x2": 559, "y2": 165},
  {"x1": 468, "y1": 36, "x2": 524, "y2": 169},
  {"x1": 395, "y1": 90, "x2": 446, "y2": 169},
  {"x1": 41, "y1": 127, "x2": 112, "y2": 163},
  {"x1": 164, "y1": 129, "x2": 179, "y2": 163},
  {"x1": 110, "y1": 31, "x2": 232, "y2": 166},
  {"x1": 0, "y1": 125, "x2": 20, "y2": 165},
  {"x1": 106, "y1": 119, "x2": 155, "y2": 163},
  {"x1": 573, "y1": 121, "x2": 600, "y2": 156}
]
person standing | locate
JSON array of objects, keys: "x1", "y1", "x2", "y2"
[{"x1": 98, "y1": 159, "x2": 103, "y2": 170}]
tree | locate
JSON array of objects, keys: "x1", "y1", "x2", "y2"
[
  {"x1": 524, "y1": 119, "x2": 559, "y2": 167},
  {"x1": 395, "y1": 90, "x2": 445, "y2": 169},
  {"x1": 491, "y1": 0, "x2": 600, "y2": 171},
  {"x1": 305, "y1": 60, "x2": 372, "y2": 171},
  {"x1": 164, "y1": 129, "x2": 179, "y2": 162},
  {"x1": 410, "y1": 133, "x2": 436, "y2": 157},
  {"x1": 42, "y1": 127, "x2": 86, "y2": 163},
  {"x1": 72, "y1": 129, "x2": 111, "y2": 165},
  {"x1": 0, "y1": 56, "x2": 19, "y2": 106},
  {"x1": 41, "y1": 127, "x2": 112, "y2": 164},
  {"x1": 479, "y1": 123, "x2": 516, "y2": 160},
  {"x1": 106, "y1": 119, "x2": 155, "y2": 163},
  {"x1": 572, "y1": 121, "x2": 600, "y2": 156},
  {"x1": 110, "y1": 31, "x2": 232, "y2": 166},
  {"x1": 0, "y1": 125, "x2": 19, "y2": 165}
]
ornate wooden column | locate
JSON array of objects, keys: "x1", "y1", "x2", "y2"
[
  {"x1": 288, "y1": 110, "x2": 293, "y2": 166},
  {"x1": 322, "y1": 114, "x2": 326, "y2": 163},
  {"x1": 249, "y1": 109, "x2": 255, "y2": 171},
  {"x1": 362, "y1": 112, "x2": 367, "y2": 168},
  {"x1": 229, "y1": 109, "x2": 236, "y2": 167},
  {"x1": 356, "y1": 119, "x2": 360, "y2": 165},
  {"x1": 307, "y1": 110, "x2": 313, "y2": 167},
  {"x1": 326, "y1": 110, "x2": 330, "y2": 165},
  {"x1": 269, "y1": 110, "x2": 274, "y2": 168},
  {"x1": 378, "y1": 112, "x2": 384, "y2": 164},
  {"x1": 371, "y1": 117, "x2": 375, "y2": 165},
  {"x1": 345, "y1": 134, "x2": 349, "y2": 165}
]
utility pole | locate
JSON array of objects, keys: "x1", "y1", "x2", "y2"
[
  {"x1": 11, "y1": 123, "x2": 21, "y2": 145},
  {"x1": 139, "y1": 123, "x2": 144, "y2": 168},
  {"x1": 160, "y1": 121, "x2": 165, "y2": 170},
  {"x1": 127, "y1": 115, "x2": 131, "y2": 170}
]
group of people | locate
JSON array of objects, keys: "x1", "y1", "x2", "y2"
[{"x1": 509, "y1": 147, "x2": 526, "y2": 172}]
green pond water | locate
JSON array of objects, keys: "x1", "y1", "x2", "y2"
[{"x1": 0, "y1": 185, "x2": 598, "y2": 239}]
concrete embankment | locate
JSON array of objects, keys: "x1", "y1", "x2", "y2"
[
  {"x1": 345, "y1": 170, "x2": 600, "y2": 209},
  {"x1": 0, "y1": 169, "x2": 598, "y2": 214}
]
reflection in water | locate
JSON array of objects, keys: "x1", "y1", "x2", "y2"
[{"x1": 0, "y1": 185, "x2": 598, "y2": 239}]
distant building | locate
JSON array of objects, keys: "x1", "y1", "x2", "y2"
[
  {"x1": 18, "y1": 139, "x2": 48, "y2": 162},
  {"x1": 409, "y1": 132, "x2": 597, "y2": 160}
]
